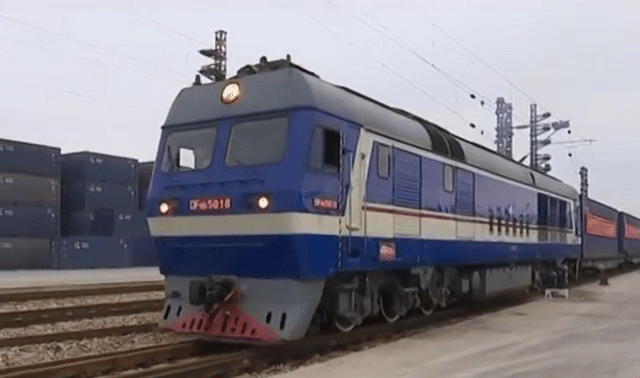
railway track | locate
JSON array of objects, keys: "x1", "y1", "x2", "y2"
[
  {"x1": 0, "y1": 281, "x2": 165, "y2": 351},
  {"x1": 0, "y1": 266, "x2": 632, "y2": 378},
  {"x1": 0, "y1": 281, "x2": 164, "y2": 303},
  {"x1": 0, "y1": 341, "x2": 213, "y2": 378},
  {"x1": 110, "y1": 294, "x2": 533, "y2": 378},
  {"x1": 0, "y1": 299, "x2": 163, "y2": 329},
  {"x1": 0, "y1": 323, "x2": 160, "y2": 349},
  {"x1": 0, "y1": 293, "x2": 532, "y2": 378}
]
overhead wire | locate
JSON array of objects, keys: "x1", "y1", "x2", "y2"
[
  {"x1": 1, "y1": 36, "x2": 184, "y2": 84},
  {"x1": 128, "y1": 10, "x2": 209, "y2": 45},
  {"x1": 304, "y1": 13, "x2": 477, "y2": 130},
  {"x1": 0, "y1": 12, "x2": 187, "y2": 79},
  {"x1": 428, "y1": 21, "x2": 541, "y2": 107},
  {"x1": 422, "y1": 15, "x2": 572, "y2": 125},
  {"x1": 339, "y1": 4, "x2": 496, "y2": 109},
  {"x1": 356, "y1": 8, "x2": 537, "y2": 128},
  {"x1": 325, "y1": 1, "x2": 497, "y2": 141},
  {"x1": 355, "y1": 9, "x2": 590, "y2": 172},
  {"x1": 128, "y1": 11, "x2": 244, "y2": 60},
  {"x1": 0, "y1": 78, "x2": 99, "y2": 99}
]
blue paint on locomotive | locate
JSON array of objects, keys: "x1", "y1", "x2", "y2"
[
  {"x1": 154, "y1": 234, "x2": 339, "y2": 279},
  {"x1": 420, "y1": 155, "x2": 456, "y2": 213},
  {"x1": 364, "y1": 142, "x2": 393, "y2": 205},
  {"x1": 147, "y1": 109, "x2": 360, "y2": 217},
  {"x1": 154, "y1": 233, "x2": 581, "y2": 279}
]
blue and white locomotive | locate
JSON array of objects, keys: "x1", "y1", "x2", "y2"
[{"x1": 147, "y1": 56, "x2": 581, "y2": 343}]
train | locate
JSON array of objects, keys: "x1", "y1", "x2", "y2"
[{"x1": 146, "y1": 55, "x2": 640, "y2": 343}]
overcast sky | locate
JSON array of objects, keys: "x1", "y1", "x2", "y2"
[{"x1": 0, "y1": 0, "x2": 638, "y2": 214}]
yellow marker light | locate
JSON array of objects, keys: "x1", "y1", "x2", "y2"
[
  {"x1": 159, "y1": 201, "x2": 171, "y2": 215},
  {"x1": 221, "y1": 82, "x2": 240, "y2": 104},
  {"x1": 257, "y1": 196, "x2": 269, "y2": 210}
]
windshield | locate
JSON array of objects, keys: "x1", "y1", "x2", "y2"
[
  {"x1": 161, "y1": 127, "x2": 217, "y2": 172},
  {"x1": 225, "y1": 117, "x2": 288, "y2": 167}
]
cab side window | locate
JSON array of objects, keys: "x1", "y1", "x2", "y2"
[{"x1": 309, "y1": 126, "x2": 341, "y2": 174}]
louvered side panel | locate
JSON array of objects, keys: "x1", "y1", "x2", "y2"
[
  {"x1": 393, "y1": 149, "x2": 420, "y2": 209},
  {"x1": 455, "y1": 169, "x2": 474, "y2": 216}
]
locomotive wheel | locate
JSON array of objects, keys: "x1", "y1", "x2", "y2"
[
  {"x1": 334, "y1": 315, "x2": 356, "y2": 332},
  {"x1": 418, "y1": 291, "x2": 436, "y2": 315},
  {"x1": 379, "y1": 289, "x2": 400, "y2": 323}
]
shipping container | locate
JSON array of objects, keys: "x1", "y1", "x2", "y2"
[
  {"x1": 0, "y1": 139, "x2": 60, "y2": 177},
  {"x1": 61, "y1": 152, "x2": 138, "y2": 185},
  {"x1": 0, "y1": 237, "x2": 54, "y2": 269},
  {"x1": 618, "y1": 212, "x2": 640, "y2": 260},
  {"x1": 58, "y1": 236, "x2": 131, "y2": 269},
  {"x1": 62, "y1": 182, "x2": 137, "y2": 212},
  {"x1": 581, "y1": 197, "x2": 624, "y2": 268},
  {"x1": 63, "y1": 209, "x2": 147, "y2": 238},
  {"x1": 0, "y1": 206, "x2": 58, "y2": 238},
  {"x1": 0, "y1": 172, "x2": 60, "y2": 207}
]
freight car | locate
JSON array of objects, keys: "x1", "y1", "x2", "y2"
[{"x1": 147, "y1": 56, "x2": 589, "y2": 343}]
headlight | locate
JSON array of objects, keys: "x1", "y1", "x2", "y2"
[
  {"x1": 221, "y1": 82, "x2": 240, "y2": 104},
  {"x1": 257, "y1": 196, "x2": 269, "y2": 210},
  {"x1": 159, "y1": 201, "x2": 172, "y2": 215}
]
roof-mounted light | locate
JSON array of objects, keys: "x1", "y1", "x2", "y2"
[{"x1": 221, "y1": 82, "x2": 240, "y2": 104}]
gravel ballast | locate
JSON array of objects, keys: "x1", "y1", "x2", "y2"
[
  {"x1": 0, "y1": 331, "x2": 191, "y2": 368},
  {"x1": 0, "y1": 292, "x2": 164, "y2": 313}
]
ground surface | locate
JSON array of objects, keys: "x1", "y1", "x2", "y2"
[
  {"x1": 273, "y1": 271, "x2": 640, "y2": 378},
  {"x1": 0, "y1": 267, "x2": 162, "y2": 289}
]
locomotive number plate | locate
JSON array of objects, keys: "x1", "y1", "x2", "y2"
[{"x1": 189, "y1": 197, "x2": 232, "y2": 212}]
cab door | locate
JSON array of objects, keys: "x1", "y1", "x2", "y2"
[{"x1": 339, "y1": 129, "x2": 373, "y2": 268}]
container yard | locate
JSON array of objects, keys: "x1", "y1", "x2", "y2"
[{"x1": 0, "y1": 138, "x2": 157, "y2": 270}]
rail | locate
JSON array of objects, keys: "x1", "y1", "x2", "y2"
[
  {"x1": 0, "y1": 281, "x2": 164, "y2": 303},
  {"x1": 0, "y1": 323, "x2": 160, "y2": 348},
  {"x1": 0, "y1": 299, "x2": 163, "y2": 329}
]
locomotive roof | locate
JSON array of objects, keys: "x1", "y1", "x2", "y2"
[{"x1": 164, "y1": 58, "x2": 578, "y2": 200}]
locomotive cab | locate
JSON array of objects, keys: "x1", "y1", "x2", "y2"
[{"x1": 148, "y1": 61, "x2": 366, "y2": 342}]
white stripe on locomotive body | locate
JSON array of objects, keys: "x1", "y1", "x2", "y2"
[
  {"x1": 148, "y1": 212, "x2": 340, "y2": 237},
  {"x1": 150, "y1": 128, "x2": 579, "y2": 246},
  {"x1": 148, "y1": 210, "x2": 576, "y2": 245}
]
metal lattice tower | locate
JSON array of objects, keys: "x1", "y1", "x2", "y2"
[
  {"x1": 198, "y1": 30, "x2": 227, "y2": 82},
  {"x1": 530, "y1": 103, "x2": 539, "y2": 169},
  {"x1": 495, "y1": 97, "x2": 513, "y2": 158},
  {"x1": 212, "y1": 30, "x2": 227, "y2": 82}
]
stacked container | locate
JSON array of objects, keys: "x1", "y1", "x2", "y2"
[
  {"x1": 0, "y1": 139, "x2": 60, "y2": 269},
  {"x1": 60, "y1": 152, "x2": 139, "y2": 269},
  {"x1": 131, "y1": 161, "x2": 158, "y2": 266}
]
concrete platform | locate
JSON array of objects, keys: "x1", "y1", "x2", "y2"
[
  {"x1": 275, "y1": 271, "x2": 640, "y2": 378},
  {"x1": 0, "y1": 267, "x2": 162, "y2": 289}
]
